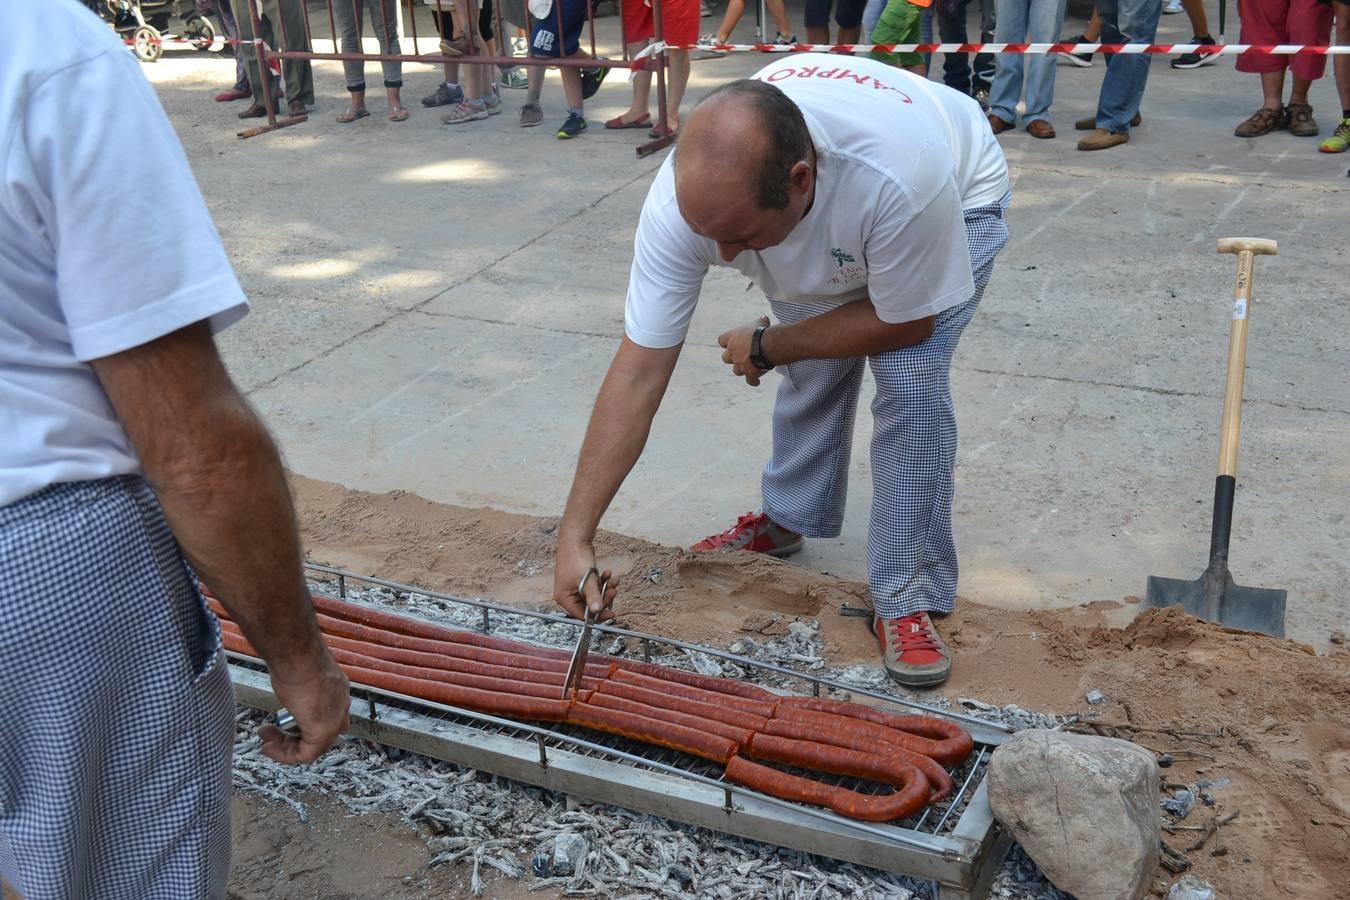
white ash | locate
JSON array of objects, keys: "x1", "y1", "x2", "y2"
[
  {"x1": 959, "y1": 699, "x2": 1067, "y2": 732},
  {"x1": 232, "y1": 709, "x2": 932, "y2": 899}
]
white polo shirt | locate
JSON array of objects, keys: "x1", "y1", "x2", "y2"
[
  {"x1": 624, "y1": 53, "x2": 1010, "y2": 350},
  {"x1": 0, "y1": 0, "x2": 249, "y2": 508}
]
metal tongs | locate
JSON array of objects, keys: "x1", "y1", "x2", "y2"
[{"x1": 561, "y1": 567, "x2": 607, "y2": 700}]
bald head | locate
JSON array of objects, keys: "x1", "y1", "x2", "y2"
[{"x1": 675, "y1": 80, "x2": 814, "y2": 211}]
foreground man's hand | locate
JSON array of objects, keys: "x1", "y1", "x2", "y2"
[
  {"x1": 554, "y1": 541, "x2": 620, "y2": 621},
  {"x1": 258, "y1": 649, "x2": 351, "y2": 764},
  {"x1": 718, "y1": 316, "x2": 771, "y2": 387}
]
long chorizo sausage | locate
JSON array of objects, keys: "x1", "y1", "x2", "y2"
[
  {"x1": 775, "y1": 697, "x2": 974, "y2": 766},
  {"x1": 760, "y1": 719, "x2": 953, "y2": 802},
  {"x1": 724, "y1": 755, "x2": 929, "y2": 822}
]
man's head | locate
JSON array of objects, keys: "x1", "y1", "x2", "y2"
[{"x1": 674, "y1": 80, "x2": 816, "y2": 262}]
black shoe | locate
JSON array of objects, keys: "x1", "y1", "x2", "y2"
[
  {"x1": 1058, "y1": 34, "x2": 1093, "y2": 67},
  {"x1": 580, "y1": 66, "x2": 608, "y2": 100},
  {"x1": 557, "y1": 112, "x2": 587, "y2": 139},
  {"x1": 1171, "y1": 35, "x2": 1220, "y2": 69}
]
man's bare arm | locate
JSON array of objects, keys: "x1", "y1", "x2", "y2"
[
  {"x1": 760, "y1": 298, "x2": 935, "y2": 365},
  {"x1": 90, "y1": 322, "x2": 347, "y2": 764},
  {"x1": 553, "y1": 337, "x2": 682, "y2": 619}
]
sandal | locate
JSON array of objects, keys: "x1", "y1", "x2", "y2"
[
  {"x1": 604, "y1": 113, "x2": 651, "y2": 129},
  {"x1": 337, "y1": 107, "x2": 371, "y2": 123},
  {"x1": 389, "y1": 106, "x2": 410, "y2": 122},
  {"x1": 648, "y1": 123, "x2": 677, "y2": 139}
]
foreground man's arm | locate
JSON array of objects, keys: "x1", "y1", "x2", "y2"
[
  {"x1": 553, "y1": 338, "x2": 683, "y2": 619},
  {"x1": 92, "y1": 322, "x2": 349, "y2": 764}
]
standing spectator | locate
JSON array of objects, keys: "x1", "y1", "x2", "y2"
[
  {"x1": 1320, "y1": 0, "x2": 1350, "y2": 151},
  {"x1": 200, "y1": 0, "x2": 252, "y2": 102},
  {"x1": 1075, "y1": 0, "x2": 1161, "y2": 150},
  {"x1": 607, "y1": 0, "x2": 694, "y2": 137},
  {"x1": 1233, "y1": 0, "x2": 1333, "y2": 137},
  {"x1": 804, "y1": 0, "x2": 867, "y2": 45},
  {"x1": 697, "y1": 0, "x2": 796, "y2": 52},
  {"x1": 438, "y1": 0, "x2": 502, "y2": 123},
  {"x1": 987, "y1": 0, "x2": 1067, "y2": 138},
  {"x1": 236, "y1": 0, "x2": 314, "y2": 119},
  {"x1": 934, "y1": 0, "x2": 997, "y2": 107},
  {"x1": 1168, "y1": 0, "x2": 1221, "y2": 69},
  {"x1": 526, "y1": 0, "x2": 609, "y2": 138},
  {"x1": 870, "y1": 0, "x2": 932, "y2": 74},
  {"x1": 333, "y1": 0, "x2": 409, "y2": 122},
  {"x1": 1, "y1": 3, "x2": 348, "y2": 897}
]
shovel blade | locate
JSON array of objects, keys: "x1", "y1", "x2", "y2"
[{"x1": 1145, "y1": 574, "x2": 1287, "y2": 637}]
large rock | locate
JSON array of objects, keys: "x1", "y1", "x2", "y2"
[{"x1": 987, "y1": 730, "x2": 1160, "y2": 900}]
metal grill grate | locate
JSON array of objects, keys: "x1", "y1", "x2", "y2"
[{"x1": 226, "y1": 565, "x2": 1013, "y2": 898}]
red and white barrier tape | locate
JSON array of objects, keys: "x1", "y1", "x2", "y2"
[{"x1": 687, "y1": 41, "x2": 1350, "y2": 56}]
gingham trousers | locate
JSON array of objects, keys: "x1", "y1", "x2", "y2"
[
  {"x1": 0, "y1": 476, "x2": 234, "y2": 900},
  {"x1": 762, "y1": 193, "x2": 1010, "y2": 618}
]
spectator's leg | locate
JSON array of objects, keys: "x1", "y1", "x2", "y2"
[
  {"x1": 1336, "y1": 3, "x2": 1350, "y2": 113},
  {"x1": 936, "y1": 0, "x2": 972, "y2": 94},
  {"x1": 1023, "y1": 0, "x2": 1067, "y2": 123},
  {"x1": 973, "y1": 0, "x2": 996, "y2": 90},
  {"x1": 332, "y1": 0, "x2": 369, "y2": 120},
  {"x1": 218, "y1": 0, "x2": 250, "y2": 91},
  {"x1": 374, "y1": 0, "x2": 406, "y2": 118},
  {"x1": 1093, "y1": 0, "x2": 1160, "y2": 132},
  {"x1": 806, "y1": 0, "x2": 832, "y2": 43},
  {"x1": 664, "y1": 48, "x2": 691, "y2": 130},
  {"x1": 712, "y1": 0, "x2": 746, "y2": 40},
  {"x1": 988, "y1": 0, "x2": 1031, "y2": 124},
  {"x1": 1180, "y1": 0, "x2": 1211, "y2": 37},
  {"x1": 621, "y1": 39, "x2": 654, "y2": 122},
  {"x1": 267, "y1": 0, "x2": 314, "y2": 108},
  {"x1": 765, "y1": 0, "x2": 794, "y2": 36}
]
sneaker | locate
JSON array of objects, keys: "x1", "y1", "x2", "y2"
[
  {"x1": 511, "y1": 35, "x2": 528, "y2": 56},
  {"x1": 1171, "y1": 35, "x2": 1220, "y2": 68},
  {"x1": 871, "y1": 612, "x2": 952, "y2": 688},
  {"x1": 442, "y1": 100, "x2": 489, "y2": 124},
  {"x1": 422, "y1": 81, "x2": 464, "y2": 107},
  {"x1": 701, "y1": 0, "x2": 714, "y2": 16},
  {"x1": 1163, "y1": 0, "x2": 1183, "y2": 12},
  {"x1": 500, "y1": 66, "x2": 529, "y2": 89},
  {"x1": 774, "y1": 33, "x2": 798, "y2": 45},
  {"x1": 520, "y1": 101, "x2": 543, "y2": 127},
  {"x1": 1234, "y1": 106, "x2": 1288, "y2": 137},
  {"x1": 972, "y1": 85, "x2": 990, "y2": 111},
  {"x1": 1057, "y1": 34, "x2": 1093, "y2": 67},
  {"x1": 556, "y1": 111, "x2": 587, "y2": 139},
  {"x1": 689, "y1": 512, "x2": 804, "y2": 557},
  {"x1": 484, "y1": 91, "x2": 502, "y2": 116},
  {"x1": 697, "y1": 33, "x2": 728, "y2": 57},
  {"x1": 1320, "y1": 117, "x2": 1350, "y2": 153},
  {"x1": 1287, "y1": 102, "x2": 1318, "y2": 137},
  {"x1": 580, "y1": 66, "x2": 607, "y2": 100}
]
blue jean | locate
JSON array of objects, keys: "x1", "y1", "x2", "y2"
[
  {"x1": 1093, "y1": 0, "x2": 1162, "y2": 132},
  {"x1": 937, "y1": 0, "x2": 996, "y2": 95},
  {"x1": 989, "y1": 0, "x2": 1066, "y2": 123}
]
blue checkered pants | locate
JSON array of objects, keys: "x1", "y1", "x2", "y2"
[
  {"x1": 762, "y1": 193, "x2": 1010, "y2": 618},
  {"x1": 0, "y1": 477, "x2": 234, "y2": 900}
]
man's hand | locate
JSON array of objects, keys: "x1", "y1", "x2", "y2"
[
  {"x1": 553, "y1": 541, "x2": 619, "y2": 621},
  {"x1": 257, "y1": 650, "x2": 351, "y2": 765},
  {"x1": 718, "y1": 315, "x2": 772, "y2": 386}
]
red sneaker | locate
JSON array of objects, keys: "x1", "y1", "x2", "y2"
[
  {"x1": 871, "y1": 612, "x2": 952, "y2": 688},
  {"x1": 689, "y1": 512, "x2": 804, "y2": 557}
]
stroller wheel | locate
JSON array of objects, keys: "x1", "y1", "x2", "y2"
[
  {"x1": 132, "y1": 24, "x2": 162, "y2": 62},
  {"x1": 185, "y1": 16, "x2": 216, "y2": 52}
]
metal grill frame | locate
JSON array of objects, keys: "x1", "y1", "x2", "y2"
[{"x1": 227, "y1": 564, "x2": 1013, "y2": 899}]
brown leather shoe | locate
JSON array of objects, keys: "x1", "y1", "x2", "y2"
[
  {"x1": 987, "y1": 113, "x2": 1015, "y2": 134},
  {"x1": 287, "y1": 99, "x2": 308, "y2": 118},
  {"x1": 1234, "y1": 106, "x2": 1287, "y2": 137},
  {"x1": 1075, "y1": 111, "x2": 1141, "y2": 130},
  {"x1": 1286, "y1": 103, "x2": 1318, "y2": 137},
  {"x1": 1077, "y1": 127, "x2": 1129, "y2": 151},
  {"x1": 237, "y1": 103, "x2": 266, "y2": 119},
  {"x1": 1026, "y1": 119, "x2": 1056, "y2": 139}
]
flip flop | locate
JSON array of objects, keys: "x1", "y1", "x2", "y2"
[
  {"x1": 604, "y1": 113, "x2": 651, "y2": 129},
  {"x1": 389, "y1": 107, "x2": 410, "y2": 122},
  {"x1": 337, "y1": 107, "x2": 371, "y2": 123}
]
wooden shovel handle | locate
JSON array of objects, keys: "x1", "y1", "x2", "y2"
[{"x1": 1215, "y1": 238, "x2": 1277, "y2": 478}]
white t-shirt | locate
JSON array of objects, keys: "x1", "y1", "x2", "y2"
[
  {"x1": 624, "y1": 53, "x2": 1010, "y2": 350},
  {"x1": 0, "y1": 0, "x2": 249, "y2": 508}
]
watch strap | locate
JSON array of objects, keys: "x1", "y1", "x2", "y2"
[{"x1": 750, "y1": 325, "x2": 775, "y2": 371}]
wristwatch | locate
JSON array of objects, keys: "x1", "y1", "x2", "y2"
[{"x1": 750, "y1": 325, "x2": 775, "y2": 371}]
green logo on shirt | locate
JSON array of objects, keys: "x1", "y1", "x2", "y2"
[{"x1": 830, "y1": 248, "x2": 856, "y2": 268}]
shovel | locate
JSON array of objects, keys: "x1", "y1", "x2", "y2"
[{"x1": 1145, "y1": 237, "x2": 1287, "y2": 637}]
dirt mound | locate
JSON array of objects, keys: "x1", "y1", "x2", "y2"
[{"x1": 287, "y1": 473, "x2": 1350, "y2": 898}]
